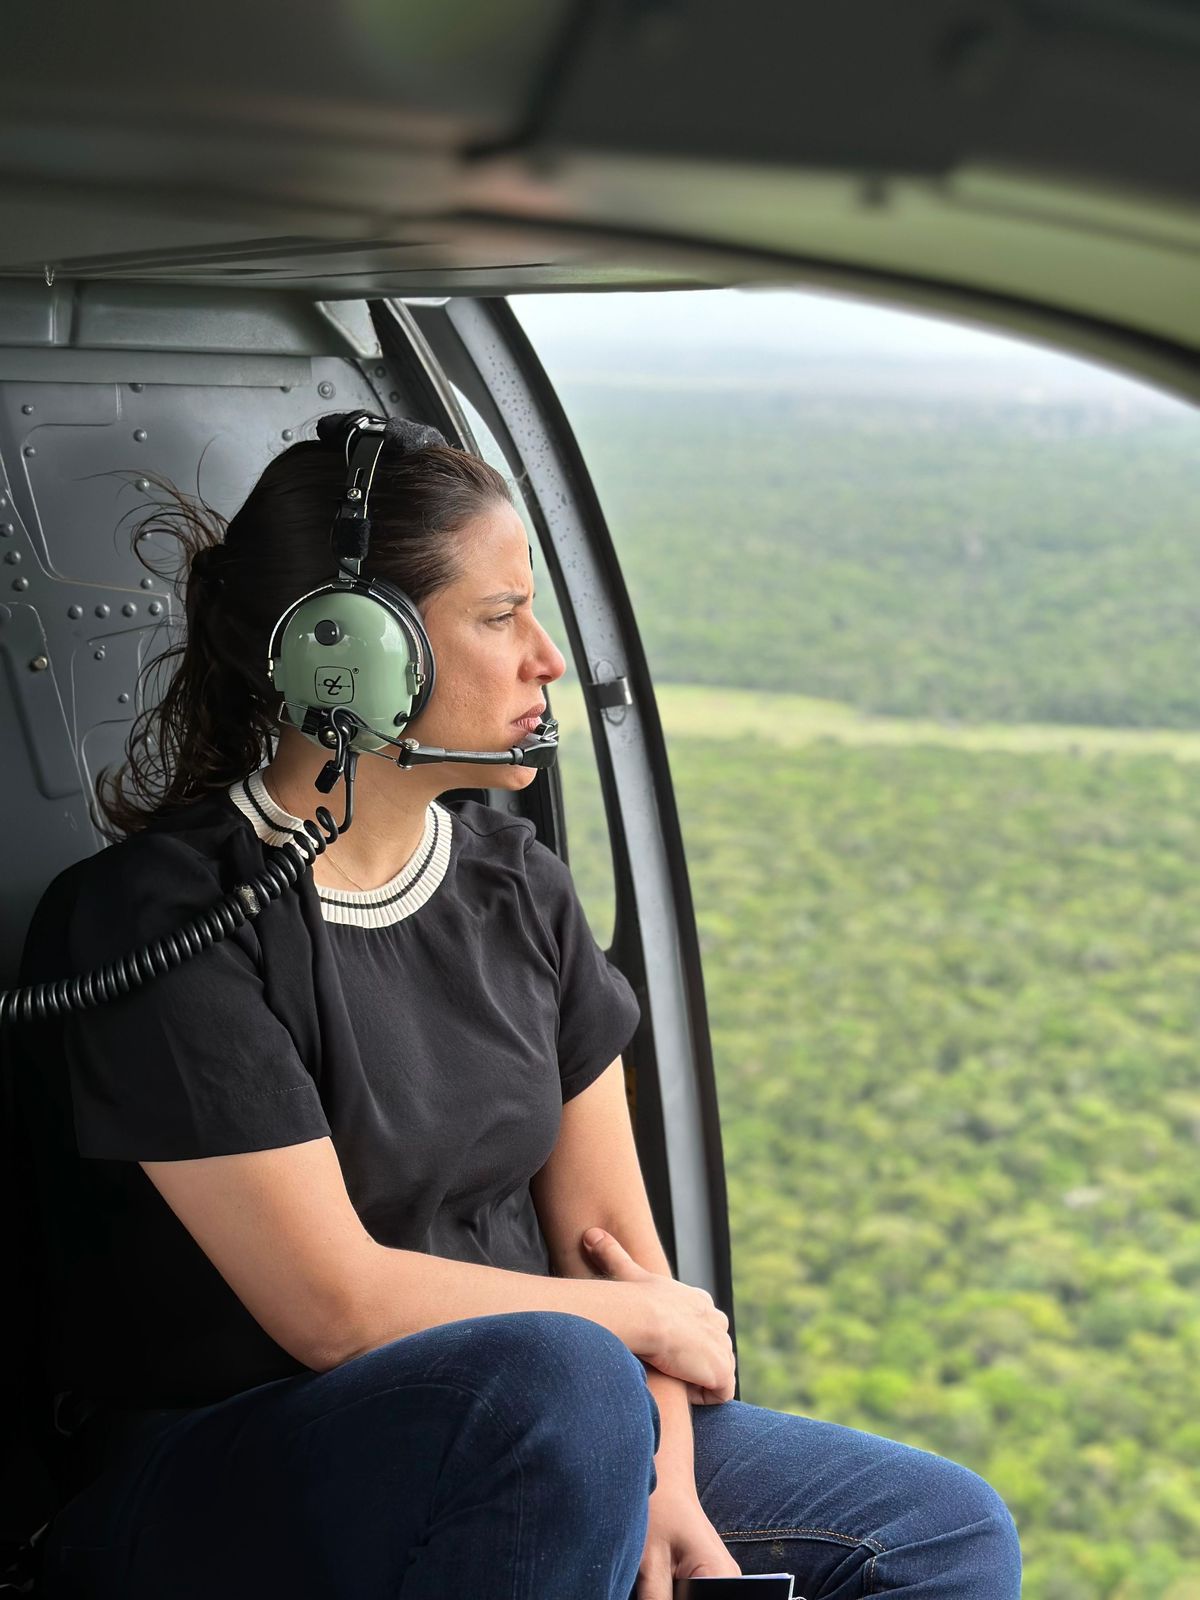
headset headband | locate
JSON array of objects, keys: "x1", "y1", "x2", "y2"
[
  {"x1": 317, "y1": 408, "x2": 450, "y2": 576},
  {"x1": 320, "y1": 411, "x2": 388, "y2": 575}
]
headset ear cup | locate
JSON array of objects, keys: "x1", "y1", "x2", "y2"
[{"x1": 269, "y1": 578, "x2": 434, "y2": 755}]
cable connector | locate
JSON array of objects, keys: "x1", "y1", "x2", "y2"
[{"x1": 234, "y1": 884, "x2": 262, "y2": 919}]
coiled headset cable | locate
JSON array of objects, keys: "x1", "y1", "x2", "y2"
[
  {"x1": 0, "y1": 709, "x2": 364, "y2": 1029},
  {"x1": 0, "y1": 406, "x2": 560, "y2": 1030}
]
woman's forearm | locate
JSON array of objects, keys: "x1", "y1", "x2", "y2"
[
  {"x1": 320, "y1": 1240, "x2": 657, "y2": 1371},
  {"x1": 325, "y1": 1237, "x2": 698, "y2": 1490},
  {"x1": 644, "y1": 1365, "x2": 698, "y2": 1484}
]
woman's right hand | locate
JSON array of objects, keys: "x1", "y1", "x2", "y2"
[{"x1": 581, "y1": 1228, "x2": 737, "y2": 1404}]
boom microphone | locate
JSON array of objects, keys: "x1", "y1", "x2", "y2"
[{"x1": 391, "y1": 716, "x2": 560, "y2": 771}]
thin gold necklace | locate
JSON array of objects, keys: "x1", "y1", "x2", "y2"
[
  {"x1": 263, "y1": 769, "x2": 373, "y2": 893},
  {"x1": 328, "y1": 852, "x2": 371, "y2": 893}
]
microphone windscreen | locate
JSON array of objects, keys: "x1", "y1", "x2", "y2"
[{"x1": 520, "y1": 745, "x2": 558, "y2": 769}]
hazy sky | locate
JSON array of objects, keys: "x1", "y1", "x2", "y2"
[
  {"x1": 513, "y1": 286, "x2": 1180, "y2": 403},
  {"x1": 516, "y1": 286, "x2": 1032, "y2": 359}
]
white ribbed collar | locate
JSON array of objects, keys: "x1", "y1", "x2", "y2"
[{"x1": 227, "y1": 769, "x2": 452, "y2": 930}]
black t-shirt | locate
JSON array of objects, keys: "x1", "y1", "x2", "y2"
[{"x1": 15, "y1": 776, "x2": 641, "y2": 1410}]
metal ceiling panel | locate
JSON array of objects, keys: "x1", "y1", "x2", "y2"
[{"x1": 0, "y1": 1, "x2": 1195, "y2": 364}]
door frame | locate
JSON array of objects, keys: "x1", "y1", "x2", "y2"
[{"x1": 405, "y1": 295, "x2": 737, "y2": 1354}]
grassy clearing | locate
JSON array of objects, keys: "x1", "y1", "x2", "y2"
[{"x1": 553, "y1": 680, "x2": 1200, "y2": 761}]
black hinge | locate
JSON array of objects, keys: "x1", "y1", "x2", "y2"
[{"x1": 587, "y1": 675, "x2": 632, "y2": 712}]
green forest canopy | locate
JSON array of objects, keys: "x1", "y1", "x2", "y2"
[
  {"x1": 565, "y1": 378, "x2": 1200, "y2": 729},
  {"x1": 534, "y1": 360, "x2": 1200, "y2": 1599}
]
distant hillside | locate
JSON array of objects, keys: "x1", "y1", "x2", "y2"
[{"x1": 549, "y1": 377, "x2": 1200, "y2": 729}]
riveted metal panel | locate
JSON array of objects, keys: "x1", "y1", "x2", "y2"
[{"x1": 0, "y1": 294, "x2": 437, "y2": 986}]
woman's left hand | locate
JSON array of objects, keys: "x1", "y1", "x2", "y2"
[{"x1": 635, "y1": 1475, "x2": 742, "y2": 1597}]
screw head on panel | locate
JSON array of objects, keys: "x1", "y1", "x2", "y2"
[
  {"x1": 136, "y1": 479, "x2": 149, "y2": 492},
  {"x1": 23, "y1": 447, "x2": 35, "y2": 458},
  {"x1": 148, "y1": 602, "x2": 163, "y2": 616},
  {"x1": 93, "y1": 649, "x2": 105, "y2": 660},
  {"x1": 122, "y1": 603, "x2": 137, "y2": 617},
  {"x1": 133, "y1": 429, "x2": 147, "y2": 442},
  {"x1": 317, "y1": 382, "x2": 335, "y2": 399},
  {"x1": 21, "y1": 404, "x2": 33, "y2": 415},
  {"x1": 12, "y1": 578, "x2": 28, "y2": 590},
  {"x1": 29, "y1": 655, "x2": 48, "y2": 671},
  {"x1": 3, "y1": 550, "x2": 19, "y2": 564},
  {"x1": 118, "y1": 692, "x2": 130, "y2": 704},
  {"x1": 282, "y1": 429, "x2": 294, "y2": 441},
  {"x1": 374, "y1": 366, "x2": 386, "y2": 378},
  {"x1": 68, "y1": 604, "x2": 82, "y2": 619},
  {"x1": 131, "y1": 383, "x2": 144, "y2": 393},
  {"x1": 95, "y1": 604, "x2": 110, "y2": 618}
]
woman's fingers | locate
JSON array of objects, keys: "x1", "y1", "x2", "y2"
[{"x1": 581, "y1": 1229, "x2": 649, "y2": 1280}]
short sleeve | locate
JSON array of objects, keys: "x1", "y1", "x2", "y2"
[
  {"x1": 51, "y1": 836, "x2": 331, "y2": 1162},
  {"x1": 526, "y1": 839, "x2": 642, "y2": 1103}
]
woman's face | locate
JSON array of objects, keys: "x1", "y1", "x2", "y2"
[{"x1": 406, "y1": 499, "x2": 567, "y2": 790}]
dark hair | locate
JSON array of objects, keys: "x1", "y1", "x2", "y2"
[{"x1": 95, "y1": 437, "x2": 513, "y2": 841}]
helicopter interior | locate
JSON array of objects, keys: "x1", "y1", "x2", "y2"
[{"x1": 1, "y1": 0, "x2": 1198, "y2": 1586}]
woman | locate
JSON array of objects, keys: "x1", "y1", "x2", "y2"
[{"x1": 19, "y1": 422, "x2": 1022, "y2": 1598}]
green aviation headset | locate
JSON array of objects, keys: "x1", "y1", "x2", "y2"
[
  {"x1": 0, "y1": 409, "x2": 558, "y2": 1026},
  {"x1": 268, "y1": 409, "x2": 441, "y2": 767},
  {"x1": 268, "y1": 408, "x2": 558, "y2": 817}
]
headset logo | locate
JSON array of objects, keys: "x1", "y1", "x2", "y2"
[{"x1": 314, "y1": 666, "x2": 356, "y2": 704}]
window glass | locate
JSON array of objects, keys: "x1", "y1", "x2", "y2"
[
  {"x1": 515, "y1": 287, "x2": 1200, "y2": 1599},
  {"x1": 453, "y1": 388, "x2": 617, "y2": 947}
]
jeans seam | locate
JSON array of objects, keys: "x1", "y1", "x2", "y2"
[
  {"x1": 866, "y1": 1547, "x2": 882, "y2": 1595},
  {"x1": 717, "y1": 1527, "x2": 887, "y2": 1554},
  {"x1": 721, "y1": 1523, "x2": 887, "y2": 1591}
]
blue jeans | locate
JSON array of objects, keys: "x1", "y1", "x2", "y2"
[{"x1": 43, "y1": 1312, "x2": 1021, "y2": 1598}]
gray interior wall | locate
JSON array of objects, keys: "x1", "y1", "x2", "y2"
[{"x1": 0, "y1": 283, "x2": 423, "y2": 985}]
